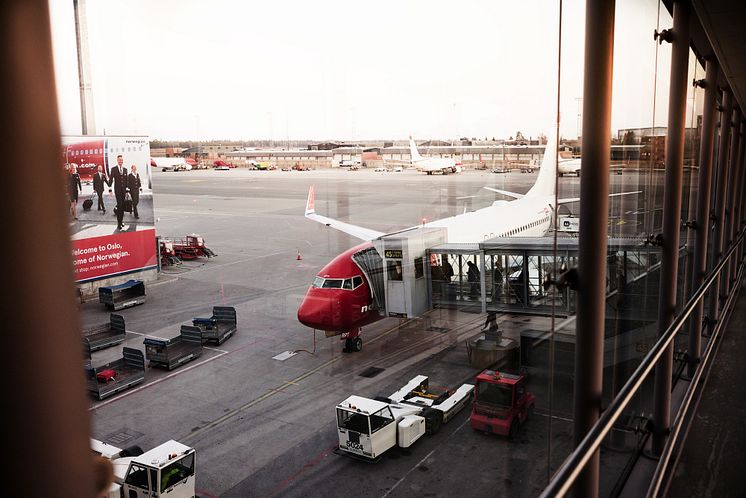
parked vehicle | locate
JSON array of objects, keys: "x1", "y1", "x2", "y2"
[
  {"x1": 335, "y1": 375, "x2": 473, "y2": 460},
  {"x1": 86, "y1": 348, "x2": 145, "y2": 400},
  {"x1": 470, "y1": 370, "x2": 535, "y2": 438},
  {"x1": 144, "y1": 326, "x2": 203, "y2": 370},
  {"x1": 83, "y1": 313, "x2": 126, "y2": 353},
  {"x1": 192, "y1": 306, "x2": 237, "y2": 345},
  {"x1": 99, "y1": 280, "x2": 146, "y2": 311},
  {"x1": 92, "y1": 438, "x2": 196, "y2": 497}
]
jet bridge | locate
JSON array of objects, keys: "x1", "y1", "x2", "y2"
[
  {"x1": 372, "y1": 226, "x2": 446, "y2": 318},
  {"x1": 428, "y1": 236, "x2": 663, "y2": 318}
]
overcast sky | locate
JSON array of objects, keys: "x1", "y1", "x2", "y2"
[{"x1": 48, "y1": 0, "x2": 690, "y2": 141}]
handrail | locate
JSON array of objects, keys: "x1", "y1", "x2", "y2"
[
  {"x1": 646, "y1": 258, "x2": 744, "y2": 497},
  {"x1": 539, "y1": 228, "x2": 746, "y2": 498}
]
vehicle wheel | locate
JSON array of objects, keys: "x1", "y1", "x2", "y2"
[
  {"x1": 353, "y1": 337, "x2": 363, "y2": 352},
  {"x1": 343, "y1": 338, "x2": 352, "y2": 352},
  {"x1": 509, "y1": 419, "x2": 519, "y2": 440},
  {"x1": 423, "y1": 408, "x2": 443, "y2": 435}
]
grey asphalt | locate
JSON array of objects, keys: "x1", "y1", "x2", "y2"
[{"x1": 79, "y1": 167, "x2": 666, "y2": 497}]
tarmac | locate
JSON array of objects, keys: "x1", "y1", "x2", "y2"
[{"x1": 79, "y1": 167, "x2": 666, "y2": 496}]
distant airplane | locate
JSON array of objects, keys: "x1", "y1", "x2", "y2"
[
  {"x1": 409, "y1": 137, "x2": 461, "y2": 175},
  {"x1": 151, "y1": 157, "x2": 191, "y2": 171},
  {"x1": 557, "y1": 150, "x2": 581, "y2": 177},
  {"x1": 297, "y1": 129, "x2": 639, "y2": 352}
]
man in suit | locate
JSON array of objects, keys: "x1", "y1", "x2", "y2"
[
  {"x1": 127, "y1": 165, "x2": 142, "y2": 219},
  {"x1": 93, "y1": 165, "x2": 107, "y2": 213},
  {"x1": 107, "y1": 155, "x2": 128, "y2": 230}
]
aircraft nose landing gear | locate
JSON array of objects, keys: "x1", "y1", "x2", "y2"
[{"x1": 342, "y1": 328, "x2": 363, "y2": 353}]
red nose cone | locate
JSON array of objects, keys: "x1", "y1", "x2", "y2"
[{"x1": 298, "y1": 289, "x2": 338, "y2": 331}]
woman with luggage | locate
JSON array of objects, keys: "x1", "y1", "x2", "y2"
[{"x1": 67, "y1": 164, "x2": 82, "y2": 220}]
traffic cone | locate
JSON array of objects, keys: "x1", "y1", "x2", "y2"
[{"x1": 296, "y1": 250, "x2": 302, "y2": 261}]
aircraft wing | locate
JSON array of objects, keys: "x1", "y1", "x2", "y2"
[
  {"x1": 557, "y1": 190, "x2": 642, "y2": 205},
  {"x1": 305, "y1": 186, "x2": 385, "y2": 241},
  {"x1": 483, "y1": 186, "x2": 524, "y2": 199}
]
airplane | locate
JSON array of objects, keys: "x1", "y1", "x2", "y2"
[
  {"x1": 297, "y1": 129, "x2": 639, "y2": 352},
  {"x1": 557, "y1": 150, "x2": 581, "y2": 177},
  {"x1": 409, "y1": 137, "x2": 462, "y2": 175},
  {"x1": 151, "y1": 157, "x2": 191, "y2": 172}
]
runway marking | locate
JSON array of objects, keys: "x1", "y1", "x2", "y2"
[
  {"x1": 534, "y1": 412, "x2": 574, "y2": 423},
  {"x1": 263, "y1": 444, "x2": 337, "y2": 498},
  {"x1": 204, "y1": 346, "x2": 229, "y2": 353},
  {"x1": 185, "y1": 312, "x2": 489, "y2": 445},
  {"x1": 183, "y1": 320, "x2": 410, "y2": 442},
  {"x1": 88, "y1": 351, "x2": 230, "y2": 412},
  {"x1": 381, "y1": 449, "x2": 436, "y2": 498}
]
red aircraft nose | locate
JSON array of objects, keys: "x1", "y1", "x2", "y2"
[{"x1": 297, "y1": 289, "x2": 341, "y2": 331}]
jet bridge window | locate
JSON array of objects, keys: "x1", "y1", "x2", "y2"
[{"x1": 388, "y1": 260, "x2": 403, "y2": 281}]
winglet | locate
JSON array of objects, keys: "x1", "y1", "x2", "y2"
[{"x1": 305, "y1": 185, "x2": 315, "y2": 216}]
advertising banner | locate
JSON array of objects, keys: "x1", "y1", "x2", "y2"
[{"x1": 62, "y1": 136, "x2": 157, "y2": 282}]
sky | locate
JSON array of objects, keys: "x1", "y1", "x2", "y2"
[{"x1": 48, "y1": 0, "x2": 684, "y2": 141}]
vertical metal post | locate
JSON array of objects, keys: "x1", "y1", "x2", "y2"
[
  {"x1": 727, "y1": 121, "x2": 746, "y2": 286},
  {"x1": 574, "y1": 0, "x2": 615, "y2": 495},
  {"x1": 737, "y1": 124, "x2": 746, "y2": 265},
  {"x1": 708, "y1": 89, "x2": 733, "y2": 324},
  {"x1": 73, "y1": 0, "x2": 96, "y2": 134},
  {"x1": 480, "y1": 252, "x2": 487, "y2": 313},
  {"x1": 652, "y1": 0, "x2": 690, "y2": 456},
  {"x1": 688, "y1": 60, "x2": 719, "y2": 378},
  {"x1": 720, "y1": 107, "x2": 742, "y2": 298},
  {"x1": 1, "y1": 1, "x2": 94, "y2": 496}
]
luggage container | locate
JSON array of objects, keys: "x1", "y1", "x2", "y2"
[
  {"x1": 99, "y1": 280, "x2": 146, "y2": 311},
  {"x1": 82, "y1": 313, "x2": 126, "y2": 353},
  {"x1": 144, "y1": 325, "x2": 203, "y2": 370},
  {"x1": 192, "y1": 306, "x2": 237, "y2": 345},
  {"x1": 85, "y1": 347, "x2": 145, "y2": 400}
]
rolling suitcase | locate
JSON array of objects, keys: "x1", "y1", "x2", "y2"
[{"x1": 82, "y1": 193, "x2": 95, "y2": 211}]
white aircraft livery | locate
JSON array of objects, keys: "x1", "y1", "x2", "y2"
[
  {"x1": 409, "y1": 137, "x2": 461, "y2": 175},
  {"x1": 305, "y1": 128, "x2": 640, "y2": 244}
]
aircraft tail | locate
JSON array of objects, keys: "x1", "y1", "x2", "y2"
[
  {"x1": 305, "y1": 184, "x2": 316, "y2": 216},
  {"x1": 409, "y1": 136, "x2": 424, "y2": 163},
  {"x1": 525, "y1": 126, "x2": 558, "y2": 198}
]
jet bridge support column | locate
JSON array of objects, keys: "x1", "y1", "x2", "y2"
[
  {"x1": 688, "y1": 59, "x2": 719, "y2": 379},
  {"x1": 708, "y1": 89, "x2": 733, "y2": 326},
  {"x1": 652, "y1": 0, "x2": 690, "y2": 457},
  {"x1": 574, "y1": 0, "x2": 615, "y2": 495}
]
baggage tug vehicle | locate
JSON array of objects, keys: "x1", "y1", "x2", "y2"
[{"x1": 335, "y1": 375, "x2": 473, "y2": 460}]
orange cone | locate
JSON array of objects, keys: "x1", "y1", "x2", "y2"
[{"x1": 296, "y1": 250, "x2": 302, "y2": 260}]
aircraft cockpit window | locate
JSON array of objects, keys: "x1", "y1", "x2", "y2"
[
  {"x1": 322, "y1": 279, "x2": 344, "y2": 289},
  {"x1": 312, "y1": 276, "x2": 324, "y2": 288},
  {"x1": 352, "y1": 276, "x2": 363, "y2": 288},
  {"x1": 343, "y1": 279, "x2": 353, "y2": 290}
]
